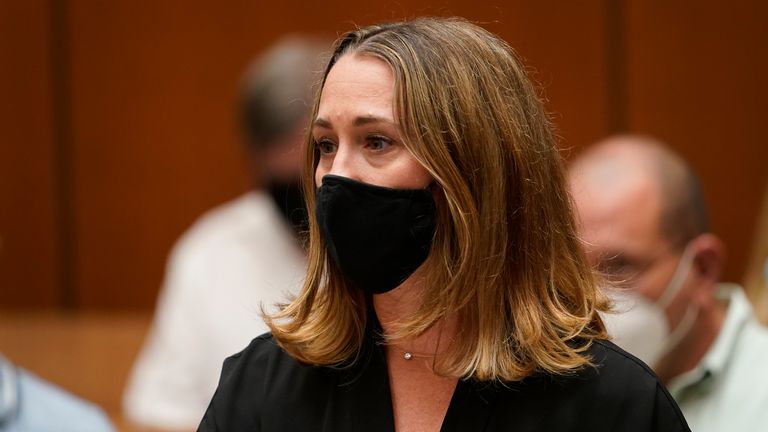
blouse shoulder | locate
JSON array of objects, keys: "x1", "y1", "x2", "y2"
[
  {"x1": 588, "y1": 338, "x2": 663, "y2": 386},
  {"x1": 481, "y1": 339, "x2": 690, "y2": 431},
  {"x1": 198, "y1": 333, "x2": 328, "y2": 431},
  {"x1": 577, "y1": 339, "x2": 690, "y2": 431},
  {"x1": 484, "y1": 339, "x2": 689, "y2": 431},
  {"x1": 218, "y1": 333, "x2": 287, "y2": 385}
]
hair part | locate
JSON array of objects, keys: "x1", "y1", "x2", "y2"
[{"x1": 266, "y1": 17, "x2": 608, "y2": 382}]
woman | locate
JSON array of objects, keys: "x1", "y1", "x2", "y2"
[{"x1": 199, "y1": 17, "x2": 690, "y2": 431}]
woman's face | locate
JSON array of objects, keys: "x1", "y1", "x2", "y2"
[{"x1": 312, "y1": 54, "x2": 432, "y2": 189}]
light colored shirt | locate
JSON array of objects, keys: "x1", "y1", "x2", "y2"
[
  {"x1": 0, "y1": 356, "x2": 114, "y2": 432},
  {"x1": 122, "y1": 192, "x2": 305, "y2": 429},
  {"x1": 668, "y1": 284, "x2": 768, "y2": 431}
]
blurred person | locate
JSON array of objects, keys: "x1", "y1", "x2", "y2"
[
  {"x1": 743, "y1": 183, "x2": 768, "y2": 324},
  {"x1": 569, "y1": 135, "x2": 768, "y2": 431},
  {"x1": 122, "y1": 36, "x2": 330, "y2": 430},
  {"x1": 0, "y1": 354, "x2": 114, "y2": 431},
  {"x1": 199, "y1": 18, "x2": 689, "y2": 431}
]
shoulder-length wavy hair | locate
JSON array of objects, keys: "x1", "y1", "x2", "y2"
[{"x1": 266, "y1": 17, "x2": 608, "y2": 381}]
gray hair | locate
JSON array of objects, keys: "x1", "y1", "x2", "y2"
[{"x1": 239, "y1": 36, "x2": 330, "y2": 149}]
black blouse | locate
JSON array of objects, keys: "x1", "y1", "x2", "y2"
[{"x1": 198, "y1": 332, "x2": 690, "y2": 432}]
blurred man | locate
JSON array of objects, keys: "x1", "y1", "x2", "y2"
[
  {"x1": 0, "y1": 355, "x2": 114, "y2": 431},
  {"x1": 122, "y1": 37, "x2": 329, "y2": 430},
  {"x1": 568, "y1": 135, "x2": 768, "y2": 431}
]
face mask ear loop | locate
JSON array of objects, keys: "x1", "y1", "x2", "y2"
[
  {"x1": 655, "y1": 244, "x2": 695, "y2": 310},
  {"x1": 659, "y1": 301, "x2": 698, "y2": 357},
  {"x1": 654, "y1": 244, "x2": 697, "y2": 360}
]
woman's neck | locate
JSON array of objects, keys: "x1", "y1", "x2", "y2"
[
  {"x1": 374, "y1": 271, "x2": 460, "y2": 432},
  {"x1": 372, "y1": 269, "x2": 456, "y2": 358}
]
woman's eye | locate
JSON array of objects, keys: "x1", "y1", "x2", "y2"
[
  {"x1": 315, "y1": 139, "x2": 337, "y2": 155},
  {"x1": 367, "y1": 135, "x2": 393, "y2": 151}
]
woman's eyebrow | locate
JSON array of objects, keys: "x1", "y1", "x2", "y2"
[
  {"x1": 353, "y1": 115, "x2": 395, "y2": 127},
  {"x1": 313, "y1": 117, "x2": 332, "y2": 129},
  {"x1": 312, "y1": 115, "x2": 397, "y2": 129}
]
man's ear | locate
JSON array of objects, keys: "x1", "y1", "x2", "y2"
[{"x1": 690, "y1": 233, "x2": 726, "y2": 290}]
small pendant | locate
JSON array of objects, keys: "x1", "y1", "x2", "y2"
[{"x1": 403, "y1": 352, "x2": 413, "y2": 360}]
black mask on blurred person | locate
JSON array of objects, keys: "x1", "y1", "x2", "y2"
[
  {"x1": 267, "y1": 181, "x2": 308, "y2": 236},
  {"x1": 315, "y1": 175, "x2": 436, "y2": 294}
]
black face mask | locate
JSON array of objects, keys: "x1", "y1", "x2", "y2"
[
  {"x1": 267, "y1": 181, "x2": 308, "y2": 236},
  {"x1": 315, "y1": 175, "x2": 436, "y2": 294}
]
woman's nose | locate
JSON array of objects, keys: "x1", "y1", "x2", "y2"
[{"x1": 324, "y1": 145, "x2": 360, "y2": 181}]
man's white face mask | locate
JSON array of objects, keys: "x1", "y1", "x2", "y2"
[{"x1": 600, "y1": 245, "x2": 697, "y2": 367}]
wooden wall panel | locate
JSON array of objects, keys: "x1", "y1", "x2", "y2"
[
  {"x1": 624, "y1": 0, "x2": 768, "y2": 281},
  {"x1": 64, "y1": 1, "x2": 609, "y2": 309},
  {"x1": 492, "y1": 3, "x2": 611, "y2": 151},
  {"x1": 65, "y1": 2, "x2": 253, "y2": 308},
  {"x1": 0, "y1": 2, "x2": 60, "y2": 307},
  {"x1": 15, "y1": 1, "x2": 763, "y2": 307}
]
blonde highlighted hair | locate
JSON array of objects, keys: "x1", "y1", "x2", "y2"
[{"x1": 266, "y1": 17, "x2": 608, "y2": 381}]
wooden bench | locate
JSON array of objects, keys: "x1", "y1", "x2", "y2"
[{"x1": 0, "y1": 310, "x2": 170, "y2": 431}]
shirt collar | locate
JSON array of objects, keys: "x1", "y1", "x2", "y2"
[
  {"x1": 0, "y1": 355, "x2": 19, "y2": 423},
  {"x1": 668, "y1": 283, "x2": 752, "y2": 397}
]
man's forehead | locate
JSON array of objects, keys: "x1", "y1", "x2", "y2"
[
  {"x1": 570, "y1": 153, "x2": 665, "y2": 255},
  {"x1": 572, "y1": 157, "x2": 655, "y2": 214}
]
